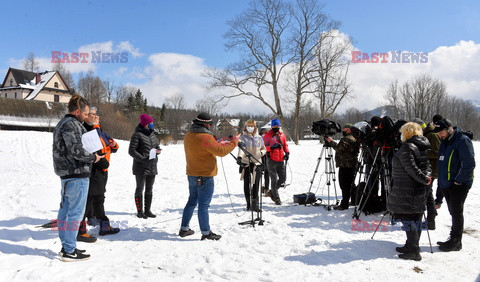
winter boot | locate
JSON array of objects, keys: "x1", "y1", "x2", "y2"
[
  {"x1": 144, "y1": 194, "x2": 156, "y2": 218},
  {"x1": 135, "y1": 196, "x2": 147, "y2": 219},
  {"x1": 398, "y1": 252, "x2": 422, "y2": 261},
  {"x1": 439, "y1": 237, "x2": 462, "y2": 252},
  {"x1": 437, "y1": 236, "x2": 453, "y2": 246}
]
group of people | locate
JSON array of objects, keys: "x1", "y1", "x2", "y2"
[
  {"x1": 52, "y1": 95, "x2": 475, "y2": 262},
  {"x1": 52, "y1": 94, "x2": 291, "y2": 261},
  {"x1": 325, "y1": 114, "x2": 475, "y2": 261}
]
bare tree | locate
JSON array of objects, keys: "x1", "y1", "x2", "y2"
[
  {"x1": 77, "y1": 71, "x2": 107, "y2": 108},
  {"x1": 52, "y1": 63, "x2": 76, "y2": 92},
  {"x1": 385, "y1": 74, "x2": 447, "y2": 121},
  {"x1": 204, "y1": 0, "x2": 291, "y2": 125},
  {"x1": 165, "y1": 92, "x2": 187, "y2": 110},
  {"x1": 286, "y1": 0, "x2": 342, "y2": 144},
  {"x1": 114, "y1": 85, "x2": 136, "y2": 106},
  {"x1": 103, "y1": 79, "x2": 117, "y2": 104},
  {"x1": 23, "y1": 52, "x2": 40, "y2": 72},
  {"x1": 195, "y1": 97, "x2": 221, "y2": 115},
  {"x1": 314, "y1": 30, "x2": 352, "y2": 119}
]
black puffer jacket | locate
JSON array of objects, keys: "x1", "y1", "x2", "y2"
[
  {"x1": 387, "y1": 135, "x2": 431, "y2": 215},
  {"x1": 128, "y1": 124, "x2": 160, "y2": 175}
]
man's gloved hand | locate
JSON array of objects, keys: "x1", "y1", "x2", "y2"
[
  {"x1": 271, "y1": 143, "x2": 280, "y2": 149},
  {"x1": 236, "y1": 157, "x2": 243, "y2": 166},
  {"x1": 284, "y1": 152, "x2": 290, "y2": 161}
]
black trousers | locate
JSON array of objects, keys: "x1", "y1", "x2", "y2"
[
  {"x1": 338, "y1": 167, "x2": 356, "y2": 208},
  {"x1": 262, "y1": 155, "x2": 270, "y2": 190},
  {"x1": 435, "y1": 185, "x2": 445, "y2": 203},
  {"x1": 399, "y1": 213, "x2": 423, "y2": 252},
  {"x1": 243, "y1": 164, "x2": 262, "y2": 208},
  {"x1": 135, "y1": 175, "x2": 156, "y2": 197},
  {"x1": 443, "y1": 184, "x2": 470, "y2": 239},
  {"x1": 79, "y1": 194, "x2": 110, "y2": 233},
  {"x1": 425, "y1": 182, "x2": 437, "y2": 219},
  {"x1": 267, "y1": 159, "x2": 286, "y2": 200}
]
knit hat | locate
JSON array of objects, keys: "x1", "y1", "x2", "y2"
[
  {"x1": 271, "y1": 119, "x2": 281, "y2": 127},
  {"x1": 432, "y1": 114, "x2": 443, "y2": 124},
  {"x1": 260, "y1": 127, "x2": 268, "y2": 134},
  {"x1": 193, "y1": 112, "x2": 213, "y2": 124},
  {"x1": 139, "y1": 114, "x2": 154, "y2": 127},
  {"x1": 370, "y1": 116, "x2": 382, "y2": 127},
  {"x1": 343, "y1": 123, "x2": 353, "y2": 129},
  {"x1": 412, "y1": 118, "x2": 426, "y2": 129},
  {"x1": 433, "y1": 118, "x2": 452, "y2": 133}
]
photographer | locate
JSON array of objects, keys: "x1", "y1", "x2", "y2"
[{"x1": 325, "y1": 124, "x2": 360, "y2": 210}]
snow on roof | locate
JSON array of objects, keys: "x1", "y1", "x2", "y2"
[{"x1": 24, "y1": 71, "x2": 56, "y2": 100}]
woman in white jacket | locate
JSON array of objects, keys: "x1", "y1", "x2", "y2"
[{"x1": 237, "y1": 120, "x2": 267, "y2": 211}]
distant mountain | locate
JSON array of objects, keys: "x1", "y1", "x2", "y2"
[
  {"x1": 467, "y1": 99, "x2": 480, "y2": 112},
  {"x1": 362, "y1": 105, "x2": 397, "y2": 118}
]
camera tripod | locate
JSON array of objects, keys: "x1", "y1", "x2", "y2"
[
  {"x1": 307, "y1": 141, "x2": 339, "y2": 210},
  {"x1": 352, "y1": 145, "x2": 393, "y2": 219}
]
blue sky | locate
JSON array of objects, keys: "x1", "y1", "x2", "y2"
[{"x1": 1, "y1": 0, "x2": 479, "y2": 113}]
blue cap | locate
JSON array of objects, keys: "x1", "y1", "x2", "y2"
[{"x1": 271, "y1": 119, "x2": 281, "y2": 127}]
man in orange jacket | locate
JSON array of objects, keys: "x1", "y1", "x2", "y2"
[{"x1": 179, "y1": 113, "x2": 238, "y2": 240}]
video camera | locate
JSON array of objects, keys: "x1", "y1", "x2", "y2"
[{"x1": 311, "y1": 119, "x2": 341, "y2": 137}]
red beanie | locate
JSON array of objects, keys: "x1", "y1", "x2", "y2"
[{"x1": 139, "y1": 114, "x2": 154, "y2": 127}]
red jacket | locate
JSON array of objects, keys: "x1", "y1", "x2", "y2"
[{"x1": 263, "y1": 130, "x2": 289, "y2": 162}]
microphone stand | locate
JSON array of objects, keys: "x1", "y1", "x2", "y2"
[{"x1": 237, "y1": 142, "x2": 265, "y2": 227}]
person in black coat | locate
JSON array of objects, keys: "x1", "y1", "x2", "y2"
[
  {"x1": 387, "y1": 122, "x2": 432, "y2": 261},
  {"x1": 128, "y1": 114, "x2": 161, "y2": 219},
  {"x1": 78, "y1": 107, "x2": 120, "y2": 240}
]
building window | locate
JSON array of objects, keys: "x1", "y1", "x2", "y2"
[
  {"x1": 54, "y1": 82, "x2": 59, "y2": 88},
  {"x1": 4, "y1": 93, "x2": 6, "y2": 98},
  {"x1": 54, "y1": 95, "x2": 59, "y2": 102},
  {"x1": 10, "y1": 79, "x2": 13, "y2": 86}
]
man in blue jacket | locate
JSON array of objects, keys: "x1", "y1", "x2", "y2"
[{"x1": 434, "y1": 119, "x2": 475, "y2": 252}]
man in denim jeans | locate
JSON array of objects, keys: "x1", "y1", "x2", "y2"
[
  {"x1": 53, "y1": 95, "x2": 104, "y2": 261},
  {"x1": 179, "y1": 113, "x2": 238, "y2": 240}
]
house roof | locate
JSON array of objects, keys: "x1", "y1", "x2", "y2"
[
  {"x1": 24, "y1": 71, "x2": 57, "y2": 100},
  {"x1": 1, "y1": 67, "x2": 73, "y2": 100},
  {"x1": 1, "y1": 68, "x2": 36, "y2": 87}
]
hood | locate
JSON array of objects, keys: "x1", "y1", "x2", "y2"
[{"x1": 407, "y1": 135, "x2": 430, "y2": 150}]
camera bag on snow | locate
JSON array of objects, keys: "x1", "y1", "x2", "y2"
[{"x1": 293, "y1": 192, "x2": 320, "y2": 205}]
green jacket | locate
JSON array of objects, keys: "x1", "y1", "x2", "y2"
[
  {"x1": 328, "y1": 134, "x2": 360, "y2": 168},
  {"x1": 424, "y1": 123, "x2": 441, "y2": 179}
]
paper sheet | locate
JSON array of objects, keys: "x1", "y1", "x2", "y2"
[
  {"x1": 81, "y1": 130, "x2": 103, "y2": 153},
  {"x1": 149, "y1": 148, "x2": 157, "y2": 160}
]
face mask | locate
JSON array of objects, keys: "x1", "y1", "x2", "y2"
[
  {"x1": 272, "y1": 128, "x2": 280, "y2": 133},
  {"x1": 246, "y1": 126, "x2": 254, "y2": 133},
  {"x1": 148, "y1": 123, "x2": 154, "y2": 130}
]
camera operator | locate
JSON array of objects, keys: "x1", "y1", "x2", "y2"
[{"x1": 325, "y1": 124, "x2": 360, "y2": 210}]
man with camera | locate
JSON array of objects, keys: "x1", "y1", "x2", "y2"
[{"x1": 325, "y1": 124, "x2": 360, "y2": 210}]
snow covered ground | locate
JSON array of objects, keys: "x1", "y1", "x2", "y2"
[{"x1": 0, "y1": 130, "x2": 479, "y2": 281}]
